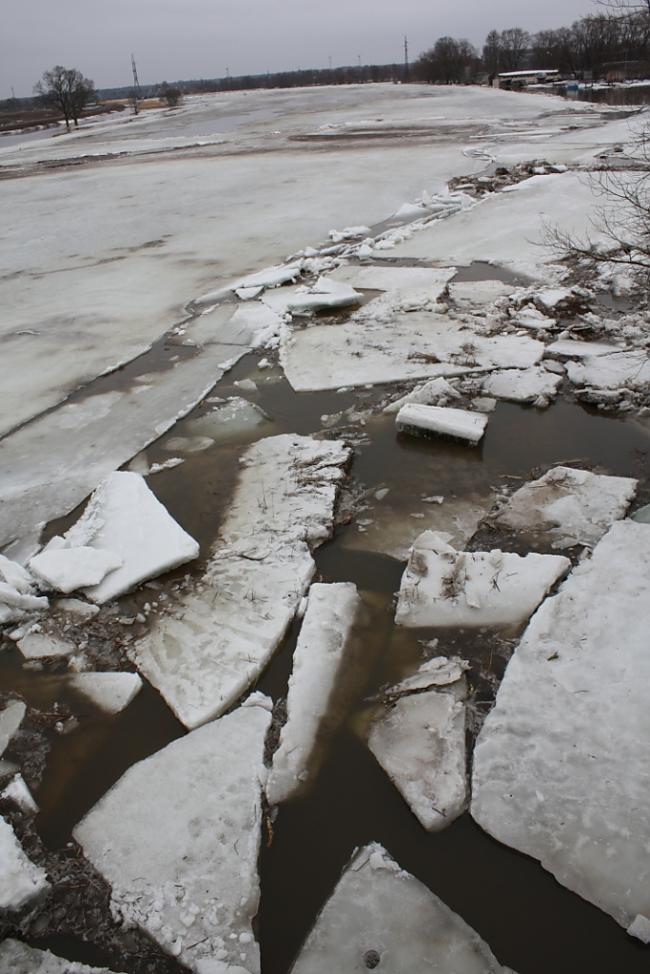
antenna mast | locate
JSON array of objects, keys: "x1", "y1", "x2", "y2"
[
  {"x1": 131, "y1": 53, "x2": 142, "y2": 115},
  {"x1": 404, "y1": 35, "x2": 409, "y2": 82}
]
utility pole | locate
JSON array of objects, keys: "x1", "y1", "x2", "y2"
[
  {"x1": 131, "y1": 53, "x2": 141, "y2": 115},
  {"x1": 404, "y1": 35, "x2": 409, "y2": 82},
  {"x1": 328, "y1": 55, "x2": 332, "y2": 71}
]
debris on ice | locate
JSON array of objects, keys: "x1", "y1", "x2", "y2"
[
  {"x1": 396, "y1": 404, "x2": 488, "y2": 445},
  {"x1": 290, "y1": 843, "x2": 517, "y2": 974},
  {"x1": 494, "y1": 466, "x2": 637, "y2": 548},
  {"x1": 365, "y1": 658, "x2": 468, "y2": 831},
  {"x1": 267, "y1": 582, "x2": 360, "y2": 805},
  {"x1": 75, "y1": 698, "x2": 271, "y2": 972},
  {"x1": 35, "y1": 472, "x2": 199, "y2": 604},
  {"x1": 396, "y1": 531, "x2": 570, "y2": 628},
  {"x1": 480, "y1": 367, "x2": 561, "y2": 405},
  {"x1": 0, "y1": 940, "x2": 125, "y2": 974},
  {"x1": 132, "y1": 435, "x2": 350, "y2": 728},
  {"x1": 471, "y1": 521, "x2": 650, "y2": 939},
  {"x1": 0, "y1": 816, "x2": 50, "y2": 910}
]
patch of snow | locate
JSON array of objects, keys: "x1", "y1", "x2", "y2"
[
  {"x1": 481, "y1": 367, "x2": 561, "y2": 405},
  {"x1": 290, "y1": 843, "x2": 517, "y2": 974},
  {"x1": 494, "y1": 466, "x2": 637, "y2": 548},
  {"x1": 132, "y1": 435, "x2": 350, "y2": 728},
  {"x1": 38, "y1": 472, "x2": 199, "y2": 604},
  {"x1": 0, "y1": 817, "x2": 50, "y2": 910},
  {"x1": 75, "y1": 699, "x2": 271, "y2": 973},
  {"x1": 267, "y1": 583, "x2": 360, "y2": 805},
  {"x1": 471, "y1": 521, "x2": 650, "y2": 936},
  {"x1": 396, "y1": 531, "x2": 570, "y2": 628},
  {"x1": 397, "y1": 404, "x2": 488, "y2": 445},
  {"x1": 366, "y1": 659, "x2": 468, "y2": 831}
]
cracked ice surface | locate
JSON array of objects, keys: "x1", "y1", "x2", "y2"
[
  {"x1": 0, "y1": 939, "x2": 126, "y2": 973},
  {"x1": 267, "y1": 582, "x2": 360, "y2": 805},
  {"x1": 494, "y1": 466, "x2": 637, "y2": 548},
  {"x1": 0, "y1": 344, "x2": 244, "y2": 551},
  {"x1": 395, "y1": 532, "x2": 569, "y2": 629},
  {"x1": 290, "y1": 843, "x2": 517, "y2": 974},
  {"x1": 132, "y1": 435, "x2": 350, "y2": 728},
  {"x1": 281, "y1": 314, "x2": 543, "y2": 392},
  {"x1": 471, "y1": 521, "x2": 650, "y2": 939},
  {"x1": 365, "y1": 658, "x2": 469, "y2": 831},
  {"x1": 75, "y1": 697, "x2": 271, "y2": 973}
]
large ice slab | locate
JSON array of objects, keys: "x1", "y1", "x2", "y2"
[
  {"x1": 396, "y1": 404, "x2": 488, "y2": 445},
  {"x1": 280, "y1": 314, "x2": 544, "y2": 392},
  {"x1": 481, "y1": 367, "x2": 562, "y2": 405},
  {"x1": 267, "y1": 582, "x2": 360, "y2": 805},
  {"x1": 29, "y1": 546, "x2": 123, "y2": 595},
  {"x1": 290, "y1": 843, "x2": 516, "y2": 973},
  {"x1": 471, "y1": 521, "x2": 650, "y2": 939},
  {"x1": 329, "y1": 264, "x2": 455, "y2": 297},
  {"x1": 34, "y1": 472, "x2": 199, "y2": 604},
  {"x1": 566, "y1": 350, "x2": 650, "y2": 391},
  {"x1": 132, "y1": 435, "x2": 350, "y2": 728},
  {"x1": 75, "y1": 697, "x2": 271, "y2": 972},
  {"x1": 0, "y1": 816, "x2": 50, "y2": 910},
  {"x1": 365, "y1": 658, "x2": 468, "y2": 831},
  {"x1": 0, "y1": 940, "x2": 126, "y2": 974},
  {"x1": 396, "y1": 532, "x2": 569, "y2": 628},
  {"x1": 494, "y1": 466, "x2": 637, "y2": 548}
]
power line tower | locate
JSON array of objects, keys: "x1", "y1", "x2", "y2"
[
  {"x1": 404, "y1": 35, "x2": 410, "y2": 82},
  {"x1": 131, "y1": 53, "x2": 142, "y2": 115}
]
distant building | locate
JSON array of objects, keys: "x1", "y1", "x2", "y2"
[
  {"x1": 494, "y1": 69, "x2": 560, "y2": 89},
  {"x1": 600, "y1": 60, "x2": 650, "y2": 83}
]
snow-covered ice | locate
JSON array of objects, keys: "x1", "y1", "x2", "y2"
[
  {"x1": 290, "y1": 843, "x2": 516, "y2": 974},
  {"x1": 494, "y1": 466, "x2": 637, "y2": 548},
  {"x1": 448, "y1": 279, "x2": 517, "y2": 308},
  {"x1": 566, "y1": 350, "x2": 650, "y2": 392},
  {"x1": 471, "y1": 521, "x2": 650, "y2": 939},
  {"x1": 480, "y1": 367, "x2": 562, "y2": 405},
  {"x1": 383, "y1": 377, "x2": 460, "y2": 414},
  {"x1": 365, "y1": 658, "x2": 468, "y2": 831},
  {"x1": 0, "y1": 940, "x2": 126, "y2": 974},
  {"x1": 261, "y1": 276, "x2": 362, "y2": 316},
  {"x1": 29, "y1": 546, "x2": 123, "y2": 595},
  {"x1": 17, "y1": 632, "x2": 77, "y2": 660},
  {"x1": 33, "y1": 472, "x2": 199, "y2": 604},
  {"x1": 329, "y1": 264, "x2": 454, "y2": 296},
  {"x1": 75, "y1": 697, "x2": 271, "y2": 973},
  {"x1": 0, "y1": 816, "x2": 50, "y2": 910},
  {"x1": 281, "y1": 313, "x2": 543, "y2": 392},
  {"x1": 67, "y1": 673, "x2": 143, "y2": 714},
  {"x1": 396, "y1": 532, "x2": 570, "y2": 628},
  {"x1": 396, "y1": 404, "x2": 489, "y2": 445},
  {"x1": 0, "y1": 701, "x2": 26, "y2": 757},
  {"x1": 132, "y1": 435, "x2": 350, "y2": 728},
  {"x1": 267, "y1": 582, "x2": 360, "y2": 805}
]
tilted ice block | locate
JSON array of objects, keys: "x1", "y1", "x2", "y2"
[
  {"x1": 472, "y1": 520, "x2": 650, "y2": 939},
  {"x1": 396, "y1": 404, "x2": 488, "y2": 445}
]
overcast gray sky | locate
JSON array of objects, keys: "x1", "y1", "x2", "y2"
[{"x1": 3, "y1": 0, "x2": 594, "y2": 96}]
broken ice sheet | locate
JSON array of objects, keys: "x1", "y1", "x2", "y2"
[
  {"x1": 395, "y1": 531, "x2": 569, "y2": 629},
  {"x1": 364, "y1": 658, "x2": 469, "y2": 831},
  {"x1": 186, "y1": 396, "x2": 270, "y2": 443},
  {"x1": 261, "y1": 276, "x2": 362, "y2": 316},
  {"x1": 290, "y1": 843, "x2": 517, "y2": 974},
  {"x1": 132, "y1": 434, "x2": 350, "y2": 728},
  {"x1": 493, "y1": 466, "x2": 637, "y2": 549},
  {"x1": 75, "y1": 697, "x2": 271, "y2": 973},
  {"x1": 0, "y1": 816, "x2": 50, "y2": 910},
  {"x1": 33, "y1": 472, "x2": 199, "y2": 604},
  {"x1": 471, "y1": 520, "x2": 650, "y2": 940},
  {"x1": 267, "y1": 582, "x2": 360, "y2": 805},
  {"x1": 0, "y1": 939, "x2": 127, "y2": 973},
  {"x1": 396, "y1": 404, "x2": 488, "y2": 445}
]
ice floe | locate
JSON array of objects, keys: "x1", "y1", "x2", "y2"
[
  {"x1": 448, "y1": 280, "x2": 517, "y2": 308},
  {"x1": 290, "y1": 843, "x2": 517, "y2": 973},
  {"x1": 494, "y1": 466, "x2": 637, "y2": 548},
  {"x1": 471, "y1": 520, "x2": 650, "y2": 939},
  {"x1": 396, "y1": 404, "x2": 488, "y2": 445},
  {"x1": 0, "y1": 940, "x2": 125, "y2": 974},
  {"x1": 32, "y1": 473, "x2": 199, "y2": 604},
  {"x1": 365, "y1": 658, "x2": 468, "y2": 831},
  {"x1": 480, "y1": 367, "x2": 562, "y2": 405},
  {"x1": 566, "y1": 350, "x2": 650, "y2": 392},
  {"x1": 186, "y1": 397, "x2": 270, "y2": 443},
  {"x1": 261, "y1": 276, "x2": 362, "y2": 316},
  {"x1": 17, "y1": 631, "x2": 77, "y2": 660},
  {"x1": 383, "y1": 377, "x2": 460, "y2": 414},
  {"x1": 281, "y1": 313, "x2": 543, "y2": 392},
  {"x1": 0, "y1": 700, "x2": 26, "y2": 757},
  {"x1": 75, "y1": 697, "x2": 271, "y2": 972},
  {"x1": 329, "y1": 264, "x2": 454, "y2": 296},
  {"x1": 66, "y1": 673, "x2": 143, "y2": 714},
  {"x1": 267, "y1": 582, "x2": 360, "y2": 805},
  {"x1": 395, "y1": 532, "x2": 570, "y2": 628},
  {"x1": 132, "y1": 435, "x2": 350, "y2": 728},
  {"x1": 0, "y1": 816, "x2": 49, "y2": 910},
  {"x1": 197, "y1": 261, "x2": 303, "y2": 303}
]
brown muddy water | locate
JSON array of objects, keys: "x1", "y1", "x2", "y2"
[{"x1": 2, "y1": 330, "x2": 650, "y2": 972}]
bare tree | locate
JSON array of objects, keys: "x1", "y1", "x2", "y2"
[
  {"x1": 34, "y1": 66, "x2": 95, "y2": 131},
  {"x1": 499, "y1": 28, "x2": 531, "y2": 70},
  {"x1": 159, "y1": 82, "x2": 182, "y2": 107},
  {"x1": 415, "y1": 37, "x2": 479, "y2": 84}
]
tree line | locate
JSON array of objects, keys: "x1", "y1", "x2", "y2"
[{"x1": 414, "y1": 7, "x2": 650, "y2": 84}]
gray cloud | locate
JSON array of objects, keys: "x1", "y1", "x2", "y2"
[{"x1": 3, "y1": 0, "x2": 593, "y2": 96}]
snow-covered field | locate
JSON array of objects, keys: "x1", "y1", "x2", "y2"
[{"x1": 1, "y1": 83, "x2": 649, "y2": 974}]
